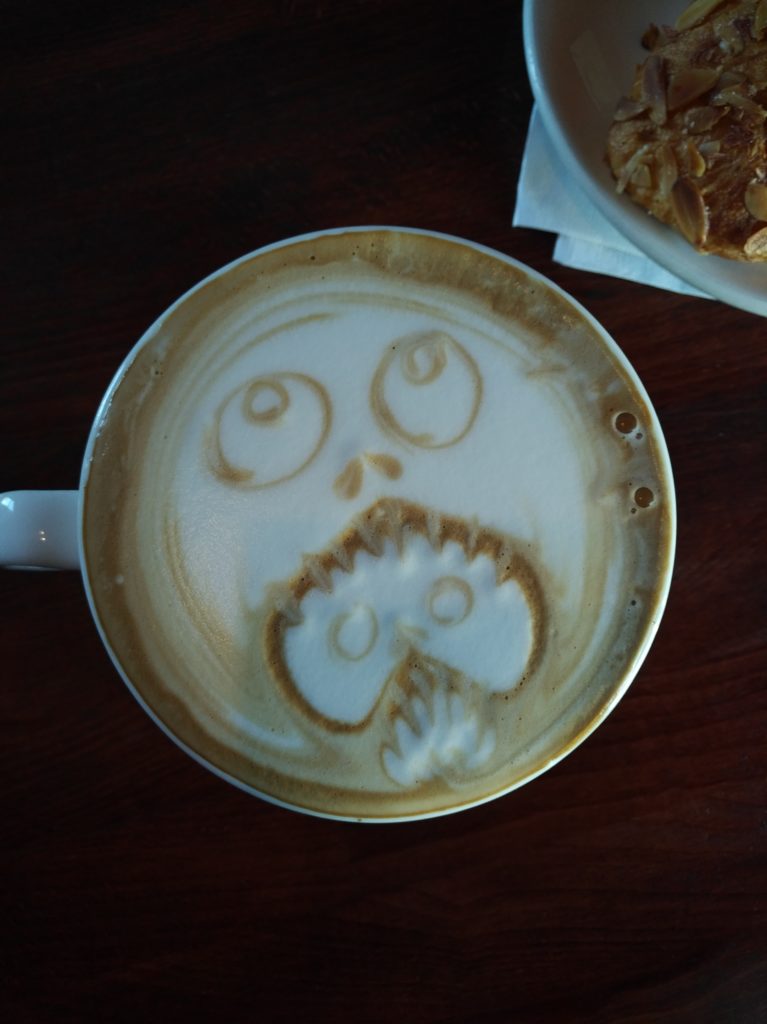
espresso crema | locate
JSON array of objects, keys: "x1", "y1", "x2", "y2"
[{"x1": 82, "y1": 229, "x2": 674, "y2": 819}]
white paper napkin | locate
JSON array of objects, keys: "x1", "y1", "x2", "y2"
[{"x1": 513, "y1": 107, "x2": 711, "y2": 299}]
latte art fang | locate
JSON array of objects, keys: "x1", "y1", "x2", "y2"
[{"x1": 82, "y1": 228, "x2": 675, "y2": 820}]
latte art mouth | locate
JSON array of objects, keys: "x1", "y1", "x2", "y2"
[{"x1": 264, "y1": 498, "x2": 545, "y2": 785}]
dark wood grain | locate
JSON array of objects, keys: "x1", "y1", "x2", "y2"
[{"x1": 2, "y1": 2, "x2": 766, "y2": 1021}]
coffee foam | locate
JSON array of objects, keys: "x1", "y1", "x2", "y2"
[{"x1": 83, "y1": 229, "x2": 674, "y2": 819}]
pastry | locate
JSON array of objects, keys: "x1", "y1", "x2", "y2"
[{"x1": 606, "y1": 0, "x2": 767, "y2": 260}]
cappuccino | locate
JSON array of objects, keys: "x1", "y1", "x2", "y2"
[{"x1": 82, "y1": 228, "x2": 674, "y2": 819}]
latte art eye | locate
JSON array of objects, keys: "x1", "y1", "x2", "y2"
[
  {"x1": 329, "y1": 604, "x2": 379, "y2": 661},
  {"x1": 402, "y1": 335, "x2": 447, "y2": 385},
  {"x1": 206, "y1": 371, "x2": 331, "y2": 489},
  {"x1": 243, "y1": 378, "x2": 290, "y2": 422},
  {"x1": 371, "y1": 331, "x2": 482, "y2": 449},
  {"x1": 426, "y1": 576, "x2": 474, "y2": 626}
]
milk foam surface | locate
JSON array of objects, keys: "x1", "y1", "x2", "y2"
[{"x1": 83, "y1": 229, "x2": 674, "y2": 819}]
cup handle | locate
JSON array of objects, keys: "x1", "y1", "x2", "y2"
[{"x1": 0, "y1": 490, "x2": 80, "y2": 570}]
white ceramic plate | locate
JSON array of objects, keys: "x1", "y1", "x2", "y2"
[{"x1": 523, "y1": 0, "x2": 767, "y2": 317}]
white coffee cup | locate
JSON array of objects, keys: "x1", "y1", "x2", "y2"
[{"x1": 1, "y1": 227, "x2": 676, "y2": 821}]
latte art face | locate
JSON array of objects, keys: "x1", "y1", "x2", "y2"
[{"x1": 82, "y1": 229, "x2": 674, "y2": 819}]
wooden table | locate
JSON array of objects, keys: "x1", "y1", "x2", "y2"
[{"x1": 3, "y1": 2, "x2": 765, "y2": 1020}]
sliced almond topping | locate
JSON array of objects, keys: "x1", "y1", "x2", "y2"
[
  {"x1": 641, "y1": 23, "x2": 679, "y2": 50},
  {"x1": 713, "y1": 89, "x2": 767, "y2": 119},
  {"x1": 613, "y1": 96, "x2": 648, "y2": 122},
  {"x1": 632, "y1": 163, "x2": 653, "y2": 188},
  {"x1": 656, "y1": 143, "x2": 679, "y2": 196},
  {"x1": 641, "y1": 56, "x2": 667, "y2": 125},
  {"x1": 745, "y1": 182, "x2": 767, "y2": 220},
  {"x1": 718, "y1": 19, "x2": 745, "y2": 54},
  {"x1": 685, "y1": 140, "x2": 707, "y2": 177},
  {"x1": 755, "y1": 0, "x2": 767, "y2": 39},
  {"x1": 675, "y1": 0, "x2": 727, "y2": 31},
  {"x1": 684, "y1": 105, "x2": 725, "y2": 133},
  {"x1": 667, "y1": 67, "x2": 721, "y2": 111},
  {"x1": 670, "y1": 178, "x2": 709, "y2": 246},
  {"x1": 708, "y1": 86, "x2": 761, "y2": 120},
  {"x1": 698, "y1": 139, "x2": 722, "y2": 157},
  {"x1": 641, "y1": 23, "x2": 661, "y2": 50},
  {"x1": 719, "y1": 70, "x2": 747, "y2": 88},
  {"x1": 744, "y1": 226, "x2": 767, "y2": 257},
  {"x1": 712, "y1": 82, "x2": 745, "y2": 102},
  {"x1": 616, "y1": 144, "x2": 651, "y2": 194}
]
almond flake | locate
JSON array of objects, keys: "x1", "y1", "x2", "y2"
[
  {"x1": 632, "y1": 163, "x2": 653, "y2": 188},
  {"x1": 718, "y1": 19, "x2": 745, "y2": 54},
  {"x1": 684, "y1": 105, "x2": 725, "y2": 133},
  {"x1": 675, "y1": 0, "x2": 727, "y2": 31},
  {"x1": 616, "y1": 145, "x2": 651, "y2": 194},
  {"x1": 667, "y1": 67, "x2": 721, "y2": 110},
  {"x1": 642, "y1": 23, "x2": 679, "y2": 50},
  {"x1": 655, "y1": 144, "x2": 679, "y2": 196},
  {"x1": 641, "y1": 23, "x2": 661, "y2": 50},
  {"x1": 642, "y1": 56, "x2": 667, "y2": 125},
  {"x1": 670, "y1": 178, "x2": 709, "y2": 246},
  {"x1": 745, "y1": 182, "x2": 767, "y2": 220},
  {"x1": 714, "y1": 89, "x2": 766, "y2": 119},
  {"x1": 755, "y1": 0, "x2": 767, "y2": 39},
  {"x1": 698, "y1": 139, "x2": 722, "y2": 157},
  {"x1": 613, "y1": 96, "x2": 648, "y2": 122},
  {"x1": 718, "y1": 70, "x2": 747, "y2": 88},
  {"x1": 744, "y1": 226, "x2": 767, "y2": 256},
  {"x1": 685, "y1": 140, "x2": 707, "y2": 177}
]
